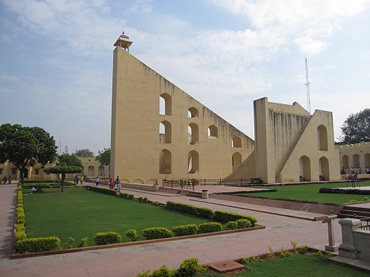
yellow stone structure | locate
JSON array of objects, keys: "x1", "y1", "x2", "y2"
[
  {"x1": 339, "y1": 142, "x2": 370, "y2": 174},
  {"x1": 110, "y1": 35, "x2": 255, "y2": 184},
  {"x1": 254, "y1": 97, "x2": 340, "y2": 183}
]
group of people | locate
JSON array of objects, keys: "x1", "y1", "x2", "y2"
[
  {"x1": 73, "y1": 175, "x2": 87, "y2": 185},
  {"x1": 108, "y1": 176, "x2": 121, "y2": 192},
  {"x1": 2, "y1": 176, "x2": 12, "y2": 184},
  {"x1": 341, "y1": 167, "x2": 370, "y2": 175}
]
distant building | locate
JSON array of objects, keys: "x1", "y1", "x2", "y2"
[{"x1": 339, "y1": 142, "x2": 370, "y2": 174}]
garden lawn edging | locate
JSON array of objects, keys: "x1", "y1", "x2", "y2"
[{"x1": 11, "y1": 225, "x2": 265, "y2": 259}]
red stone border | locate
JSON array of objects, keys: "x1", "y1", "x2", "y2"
[{"x1": 11, "y1": 225, "x2": 265, "y2": 259}]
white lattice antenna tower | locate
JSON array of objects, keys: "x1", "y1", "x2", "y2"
[{"x1": 305, "y1": 58, "x2": 311, "y2": 113}]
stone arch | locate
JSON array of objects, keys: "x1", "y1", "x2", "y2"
[
  {"x1": 232, "y1": 152, "x2": 242, "y2": 172},
  {"x1": 98, "y1": 166, "x2": 105, "y2": 177},
  {"x1": 159, "y1": 93, "x2": 172, "y2": 115},
  {"x1": 365, "y1": 153, "x2": 370, "y2": 168},
  {"x1": 188, "y1": 123, "x2": 199, "y2": 145},
  {"x1": 342, "y1": 155, "x2": 349, "y2": 169},
  {"x1": 208, "y1": 125, "x2": 218, "y2": 138},
  {"x1": 188, "y1": 107, "x2": 198, "y2": 118},
  {"x1": 319, "y1": 156, "x2": 330, "y2": 181},
  {"x1": 299, "y1": 155, "x2": 311, "y2": 181},
  {"x1": 159, "y1": 121, "x2": 172, "y2": 143},
  {"x1": 353, "y1": 154, "x2": 360, "y2": 168},
  {"x1": 88, "y1": 166, "x2": 95, "y2": 176},
  {"x1": 159, "y1": 149, "x2": 171, "y2": 174},
  {"x1": 232, "y1": 136, "x2": 241, "y2": 148},
  {"x1": 188, "y1": 151, "x2": 199, "y2": 174},
  {"x1": 133, "y1": 179, "x2": 144, "y2": 184},
  {"x1": 317, "y1": 125, "x2": 328, "y2": 151}
]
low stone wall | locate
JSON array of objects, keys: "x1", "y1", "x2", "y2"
[
  {"x1": 122, "y1": 183, "x2": 160, "y2": 192},
  {"x1": 339, "y1": 218, "x2": 370, "y2": 262},
  {"x1": 211, "y1": 194, "x2": 340, "y2": 215}
]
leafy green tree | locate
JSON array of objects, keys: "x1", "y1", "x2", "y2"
[
  {"x1": 44, "y1": 165, "x2": 82, "y2": 192},
  {"x1": 58, "y1": 153, "x2": 83, "y2": 168},
  {"x1": 341, "y1": 108, "x2": 370, "y2": 144},
  {"x1": 0, "y1": 123, "x2": 57, "y2": 183},
  {"x1": 73, "y1": 149, "x2": 94, "y2": 157},
  {"x1": 96, "y1": 148, "x2": 111, "y2": 166}
]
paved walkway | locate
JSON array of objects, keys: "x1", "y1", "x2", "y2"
[{"x1": 0, "y1": 183, "x2": 350, "y2": 277}]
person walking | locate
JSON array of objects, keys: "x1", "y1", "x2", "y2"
[
  {"x1": 80, "y1": 176, "x2": 84, "y2": 185},
  {"x1": 8, "y1": 176, "x2": 12, "y2": 184},
  {"x1": 95, "y1": 176, "x2": 100, "y2": 186},
  {"x1": 2, "y1": 176, "x2": 7, "y2": 184},
  {"x1": 109, "y1": 178, "x2": 114, "y2": 190}
]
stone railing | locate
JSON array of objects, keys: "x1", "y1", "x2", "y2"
[{"x1": 339, "y1": 218, "x2": 370, "y2": 262}]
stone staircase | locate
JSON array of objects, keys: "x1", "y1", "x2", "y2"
[{"x1": 338, "y1": 205, "x2": 370, "y2": 219}]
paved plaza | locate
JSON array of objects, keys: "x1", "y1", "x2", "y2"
[{"x1": 0, "y1": 182, "x2": 365, "y2": 276}]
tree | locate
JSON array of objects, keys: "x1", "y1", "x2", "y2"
[
  {"x1": 0, "y1": 123, "x2": 57, "y2": 184},
  {"x1": 96, "y1": 148, "x2": 111, "y2": 166},
  {"x1": 58, "y1": 153, "x2": 83, "y2": 168},
  {"x1": 73, "y1": 149, "x2": 94, "y2": 157},
  {"x1": 341, "y1": 108, "x2": 370, "y2": 144},
  {"x1": 44, "y1": 166, "x2": 82, "y2": 192}
]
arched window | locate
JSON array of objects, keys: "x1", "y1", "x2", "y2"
[
  {"x1": 232, "y1": 136, "x2": 241, "y2": 148},
  {"x1": 232, "y1": 152, "x2": 242, "y2": 172},
  {"x1": 319, "y1": 157, "x2": 329, "y2": 181},
  {"x1": 342, "y1": 155, "x2": 349, "y2": 169},
  {"x1": 188, "y1": 107, "x2": 199, "y2": 118},
  {"x1": 365, "y1": 153, "x2": 370, "y2": 168},
  {"x1": 159, "y1": 121, "x2": 171, "y2": 143},
  {"x1": 98, "y1": 166, "x2": 105, "y2": 177},
  {"x1": 208, "y1": 125, "x2": 218, "y2": 138},
  {"x1": 88, "y1": 166, "x2": 95, "y2": 176},
  {"x1": 188, "y1": 151, "x2": 199, "y2": 174},
  {"x1": 159, "y1": 149, "x2": 171, "y2": 174},
  {"x1": 159, "y1": 93, "x2": 172, "y2": 115},
  {"x1": 353, "y1": 154, "x2": 360, "y2": 168},
  {"x1": 188, "y1": 123, "x2": 199, "y2": 145},
  {"x1": 317, "y1": 125, "x2": 328, "y2": 151},
  {"x1": 299, "y1": 156, "x2": 311, "y2": 181}
]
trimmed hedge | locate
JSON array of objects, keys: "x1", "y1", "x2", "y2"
[
  {"x1": 142, "y1": 227, "x2": 172, "y2": 240},
  {"x1": 225, "y1": 221, "x2": 239, "y2": 230},
  {"x1": 178, "y1": 257, "x2": 206, "y2": 276},
  {"x1": 165, "y1": 201, "x2": 214, "y2": 219},
  {"x1": 236, "y1": 219, "x2": 252, "y2": 228},
  {"x1": 15, "y1": 231, "x2": 27, "y2": 241},
  {"x1": 84, "y1": 186, "x2": 117, "y2": 196},
  {"x1": 198, "y1": 222, "x2": 222, "y2": 234},
  {"x1": 172, "y1": 224, "x2": 198, "y2": 236},
  {"x1": 93, "y1": 232, "x2": 121, "y2": 245},
  {"x1": 119, "y1": 193, "x2": 135, "y2": 200},
  {"x1": 16, "y1": 237, "x2": 61, "y2": 253},
  {"x1": 213, "y1": 211, "x2": 257, "y2": 226},
  {"x1": 124, "y1": 229, "x2": 139, "y2": 241}
]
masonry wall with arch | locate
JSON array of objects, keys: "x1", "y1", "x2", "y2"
[
  {"x1": 111, "y1": 46, "x2": 255, "y2": 184},
  {"x1": 339, "y1": 142, "x2": 370, "y2": 174},
  {"x1": 254, "y1": 97, "x2": 340, "y2": 183}
]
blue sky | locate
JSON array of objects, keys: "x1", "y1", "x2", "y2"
[{"x1": 1, "y1": 0, "x2": 370, "y2": 155}]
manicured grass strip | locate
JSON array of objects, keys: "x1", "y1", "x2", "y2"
[
  {"x1": 23, "y1": 187, "x2": 212, "y2": 247},
  {"x1": 202, "y1": 254, "x2": 370, "y2": 276},
  {"x1": 236, "y1": 181, "x2": 370, "y2": 205}
]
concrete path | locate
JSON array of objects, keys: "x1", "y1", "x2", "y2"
[{"x1": 0, "y1": 183, "x2": 345, "y2": 277}]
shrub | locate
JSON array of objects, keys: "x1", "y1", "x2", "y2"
[
  {"x1": 142, "y1": 227, "x2": 172, "y2": 240},
  {"x1": 151, "y1": 201, "x2": 160, "y2": 206},
  {"x1": 165, "y1": 201, "x2": 213, "y2": 219},
  {"x1": 16, "y1": 237, "x2": 61, "y2": 253},
  {"x1": 364, "y1": 196, "x2": 369, "y2": 201},
  {"x1": 178, "y1": 257, "x2": 206, "y2": 276},
  {"x1": 16, "y1": 224, "x2": 25, "y2": 232},
  {"x1": 225, "y1": 221, "x2": 239, "y2": 230},
  {"x1": 349, "y1": 199, "x2": 358, "y2": 203},
  {"x1": 198, "y1": 222, "x2": 222, "y2": 234},
  {"x1": 213, "y1": 211, "x2": 257, "y2": 226},
  {"x1": 64, "y1": 237, "x2": 75, "y2": 249},
  {"x1": 84, "y1": 186, "x2": 117, "y2": 196},
  {"x1": 299, "y1": 245, "x2": 309, "y2": 253},
  {"x1": 15, "y1": 231, "x2": 26, "y2": 241},
  {"x1": 172, "y1": 224, "x2": 197, "y2": 236},
  {"x1": 125, "y1": 229, "x2": 139, "y2": 241},
  {"x1": 119, "y1": 193, "x2": 134, "y2": 200},
  {"x1": 236, "y1": 219, "x2": 252, "y2": 228},
  {"x1": 151, "y1": 265, "x2": 176, "y2": 277},
  {"x1": 93, "y1": 232, "x2": 121, "y2": 245},
  {"x1": 77, "y1": 237, "x2": 89, "y2": 248}
]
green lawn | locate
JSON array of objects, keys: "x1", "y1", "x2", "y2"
[
  {"x1": 23, "y1": 187, "x2": 211, "y2": 247},
  {"x1": 202, "y1": 254, "x2": 370, "y2": 276},
  {"x1": 235, "y1": 181, "x2": 370, "y2": 205}
]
